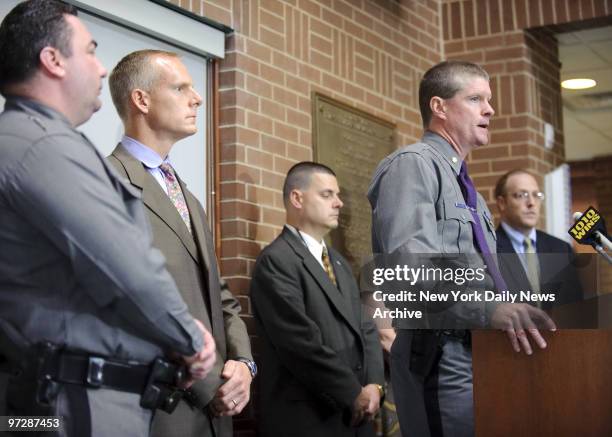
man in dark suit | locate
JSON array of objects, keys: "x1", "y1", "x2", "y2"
[
  {"x1": 250, "y1": 162, "x2": 384, "y2": 437},
  {"x1": 495, "y1": 169, "x2": 583, "y2": 308},
  {"x1": 106, "y1": 50, "x2": 254, "y2": 437}
]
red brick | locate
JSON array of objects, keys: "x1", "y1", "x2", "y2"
[
  {"x1": 475, "y1": 0, "x2": 488, "y2": 35},
  {"x1": 220, "y1": 163, "x2": 262, "y2": 185},
  {"x1": 287, "y1": 108, "x2": 311, "y2": 130},
  {"x1": 260, "y1": 9, "x2": 284, "y2": 34},
  {"x1": 471, "y1": 145, "x2": 510, "y2": 160},
  {"x1": 248, "y1": 222, "x2": 280, "y2": 243},
  {"x1": 310, "y1": 17, "x2": 332, "y2": 39},
  {"x1": 485, "y1": 46, "x2": 525, "y2": 62},
  {"x1": 299, "y1": 63, "x2": 322, "y2": 84},
  {"x1": 262, "y1": 207, "x2": 286, "y2": 227},
  {"x1": 221, "y1": 239, "x2": 262, "y2": 258},
  {"x1": 311, "y1": 33, "x2": 332, "y2": 54},
  {"x1": 492, "y1": 158, "x2": 532, "y2": 172},
  {"x1": 221, "y1": 200, "x2": 260, "y2": 222},
  {"x1": 580, "y1": 0, "x2": 595, "y2": 19},
  {"x1": 220, "y1": 107, "x2": 245, "y2": 126},
  {"x1": 501, "y1": 0, "x2": 514, "y2": 31},
  {"x1": 273, "y1": 87, "x2": 299, "y2": 108},
  {"x1": 355, "y1": 71, "x2": 374, "y2": 89},
  {"x1": 261, "y1": 98, "x2": 286, "y2": 122},
  {"x1": 274, "y1": 121, "x2": 299, "y2": 143},
  {"x1": 236, "y1": 126, "x2": 261, "y2": 147},
  {"x1": 246, "y1": 39, "x2": 272, "y2": 63},
  {"x1": 322, "y1": 73, "x2": 343, "y2": 92},
  {"x1": 261, "y1": 169, "x2": 285, "y2": 190},
  {"x1": 246, "y1": 147, "x2": 274, "y2": 169},
  {"x1": 247, "y1": 111, "x2": 274, "y2": 136},
  {"x1": 246, "y1": 75, "x2": 273, "y2": 99},
  {"x1": 259, "y1": 135, "x2": 285, "y2": 156},
  {"x1": 310, "y1": 50, "x2": 333, "y2": 71},
  {"x1": 247, "y1": 185, "x2": 276, "y2": 205},
  {"x1": 515, "y1": 0, "x2": 527, "y2": 29},
  {"x1": 220, "y1": 219, "x2": 247, "y2": 239},
  {"x1": 260, "y1": 64, "x2": 285, "y2": 86},
  {"x1": 287, "y1": 143, "x2": 311, "y2": 162},
  {"x1": 299, "y1": 0, "x2": 321, "y2": 17},
  {"x1": 220, "y1": 143, "x2": 245, "y2": 162},
  {"x1": 220, "y1": 182, "x2": 246, "y2": 199},
  {"x1": 260, "y1": 0, "x2": 284, "y2": 17},
  {"x1": 272, "y1": 54, "x2": 296, "y2": 76},
  {"x1": 489, "y1": 0, "x2": 501, "y2": 33},
  {"x1": 260, "y1": 27, "x2": 285, "y2": 51},
  {"x1": 322, "y1": 8, "x2": 343, "y2": 28}
]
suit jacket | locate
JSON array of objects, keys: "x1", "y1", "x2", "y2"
[
  {"x1": 108, "y1": 144, "x2": 252, "y2": 437},
  {"x1": 496, "y1": 225, "x2": 583, "y2": 309},
  {"x1": 250, "y1": 227, "x2": 384, "y2": 437}
]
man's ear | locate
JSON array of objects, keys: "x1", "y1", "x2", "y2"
[
  {"x1": 39, "y1": 47, "x2": 66, "y2": 78},
  {"x1": 430, "y1": 96, "x2": 447, "y2": 121},
  {"x1": 130, "y1": 89, "x2": 150, "y2": 115},
  {"x1": 496, "y1": 195, "x2": 507, "y2": 215},
  {"x1": 289, "y1": 189, "x2": 303, "y2": 209}
]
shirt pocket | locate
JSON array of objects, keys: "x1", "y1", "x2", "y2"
[{"x1": 442, "y1": 197, "x2": 474, "y2": 253}]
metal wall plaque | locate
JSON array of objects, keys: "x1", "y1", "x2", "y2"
[{"x1": 312, "y1": 93, "x2": 395, "y2": 274}]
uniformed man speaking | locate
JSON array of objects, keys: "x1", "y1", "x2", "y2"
[
  {"x1": 368, "y1": 61, "x2": 556, "y2": 437},
  {"x1": 0, "y1": 1, "x2": 215, "y2": 435}
]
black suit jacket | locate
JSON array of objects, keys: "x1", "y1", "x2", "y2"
[
  {"x1": 250, "y1": 227, "x2": 384, "y2": 437},
  {"x1": 496, "y1": 225, "x2": 583, "y2": 308}
]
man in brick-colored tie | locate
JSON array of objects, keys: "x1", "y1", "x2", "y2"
[
  {"x1": 250, "y1": 162, "x2": 384, "y2": 437},
  {"x1": 107, "y1": 50, "x2": 253, "y2": 437}
]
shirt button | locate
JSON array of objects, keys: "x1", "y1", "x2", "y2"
[{"x1": 452, "y1": 157, "x2": 458, "y2": 163}]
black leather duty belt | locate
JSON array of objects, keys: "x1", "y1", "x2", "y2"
[{"x1": 34, "y1": 342, "x2": 186, "y2": 413}]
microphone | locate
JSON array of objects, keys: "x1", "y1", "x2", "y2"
[{"x1": 570, "y1": 207, "x2": 612, "y2": 264}]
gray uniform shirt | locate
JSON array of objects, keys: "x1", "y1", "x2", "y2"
[
  {"x1": 0, "y1": 97, "x2": 202, "y2": 363},
  {"x1": 368, "y1": 131, "x2": 498, "y2": 328}
]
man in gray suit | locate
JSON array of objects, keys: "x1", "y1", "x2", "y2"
[
  {"x1": 368, "y1": 61, "x2": 555, "y2": 437},
  {"x1": 0, "y1": 1, "x2": 215, "y2": 436},
  {"x1": 251, "y1": 162, "x2": 384, "y2": 437},
  {"x1": 107, "y1": 50, "x2": 254, "y2": 437}
]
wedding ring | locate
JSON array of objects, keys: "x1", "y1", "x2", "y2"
[{"x1": 232, "y1": 399, "x2": 238, "y2": 407}]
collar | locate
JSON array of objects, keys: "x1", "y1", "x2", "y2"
[
  {"x1": 121, "y1": 135, "x2": 173, "y2": 169},
  {"x1": 422, "y1": 130, "x2": 463, "y2": 176},
  {"x1": 5, "y1": 95, "x2": 72, "y2": 127},
  {"x1": 501, "y1": 221, "x2": 537, "y2": 247},
  {"x1": 285, "y1": 224, "x2": 327, "y2": 259}
]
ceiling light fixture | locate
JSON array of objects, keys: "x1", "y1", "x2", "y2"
[{"x1": 561, "y1": 78, "x2": 597, "y2": 90}]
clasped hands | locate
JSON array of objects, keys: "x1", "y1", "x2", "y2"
[{"x1": 351, "y1": 384, "x2": 381, "y2": 426}]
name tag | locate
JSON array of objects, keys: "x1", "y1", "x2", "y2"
[{"x1": 455, "y1": 202, "x2": 477, "y2": 213}]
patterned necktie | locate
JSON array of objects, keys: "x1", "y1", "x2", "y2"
[
  {"x1": 321, "y1": 246, "x2": 337, "y2": 287},
  {"x1": 456, "y1": 162, "x2": 508, "y2": 292},
  {"x1": 159, "y1": 163, "x2": 192, "y2": 233},
  {"x1": 523, "y1": 237, "x2": 540, "y2": 293}
]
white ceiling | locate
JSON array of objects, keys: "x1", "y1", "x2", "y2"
[{"x1": 558, "y1": 26, "x2": 612, "y2": 162}]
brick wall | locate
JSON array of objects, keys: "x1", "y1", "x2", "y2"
[
  {"x1": 168, "y1": 1, "x2": 444, "y2": 434},
  {"x1": 443, "y1": 0, "x2": 612, "y2": 219},
  {"x1": 165, "y1": 1, "x2": 612, "y2": 435}
]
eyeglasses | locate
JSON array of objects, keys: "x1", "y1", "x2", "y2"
[{"x1": 509, "y1": 191, "x2": 545, "y2": 201}]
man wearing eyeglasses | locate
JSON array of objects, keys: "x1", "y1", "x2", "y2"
[{"x1": 495, "y1": 169, "x2": 583, "y2": 308}]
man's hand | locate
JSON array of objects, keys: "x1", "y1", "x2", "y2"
[
  {"x1": 210, "y1": 360, "x2": 253, "y2": 416},
  {"x1": 490, "y1": 303, "x2": 556, "y2": 355},
  {"x1": 350, "y1": 384, "x2": 381, "y2": 426},
  {"x1": 180, "y1": 319, "x2": 216, "y2": 388}
]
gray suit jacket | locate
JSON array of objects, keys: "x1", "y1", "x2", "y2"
[
  {"x1": 251, "y1": 227, "x2": 384, "y2": 437},
  {"x1": 108, "y1": 144, "x2": 251, "y2": 437}
]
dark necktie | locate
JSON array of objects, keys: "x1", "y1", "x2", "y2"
[
  {"x1": 159, "y1": 163, "x2": 192, "y2": 233},
  {"x1": 457, "y1": 162, "x2": 508, "y2": 292},
  {"x1": 321, "y1": 246, "x2": 337, "y2": 287}
]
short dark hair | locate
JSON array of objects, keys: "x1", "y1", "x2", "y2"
[
  {"x1": 0, "y1": 0, "x2": 77, "y2": 93},
  {"x1": 494, "y1": 169, "x2": 537, "y2": 198},
  {"x1": 282, "y1": 161, "x2": 336, "y2": 206},
  {"x1": 418, "y1": 60, "x2": 489, "y2": 128}
]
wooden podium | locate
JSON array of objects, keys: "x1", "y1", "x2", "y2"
[{"x1": 472, "y1": 328, "x2": 612, "y2": 436}]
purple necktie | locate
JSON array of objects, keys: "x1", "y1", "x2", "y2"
[{"x1": 457, "y1": 162, "x2": 507, "y2": 292}]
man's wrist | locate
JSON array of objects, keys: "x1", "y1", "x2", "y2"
[{"x1": 235, "y1": 357, "x2": 257, "y2": 378}]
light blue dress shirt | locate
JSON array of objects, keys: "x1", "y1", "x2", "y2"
[
  {"x1": 500, "y1": 221, "x2": 537, "y2": 272},
  {"x1": 121, "y1": 135, "x2": 174, "y2": 196}
]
